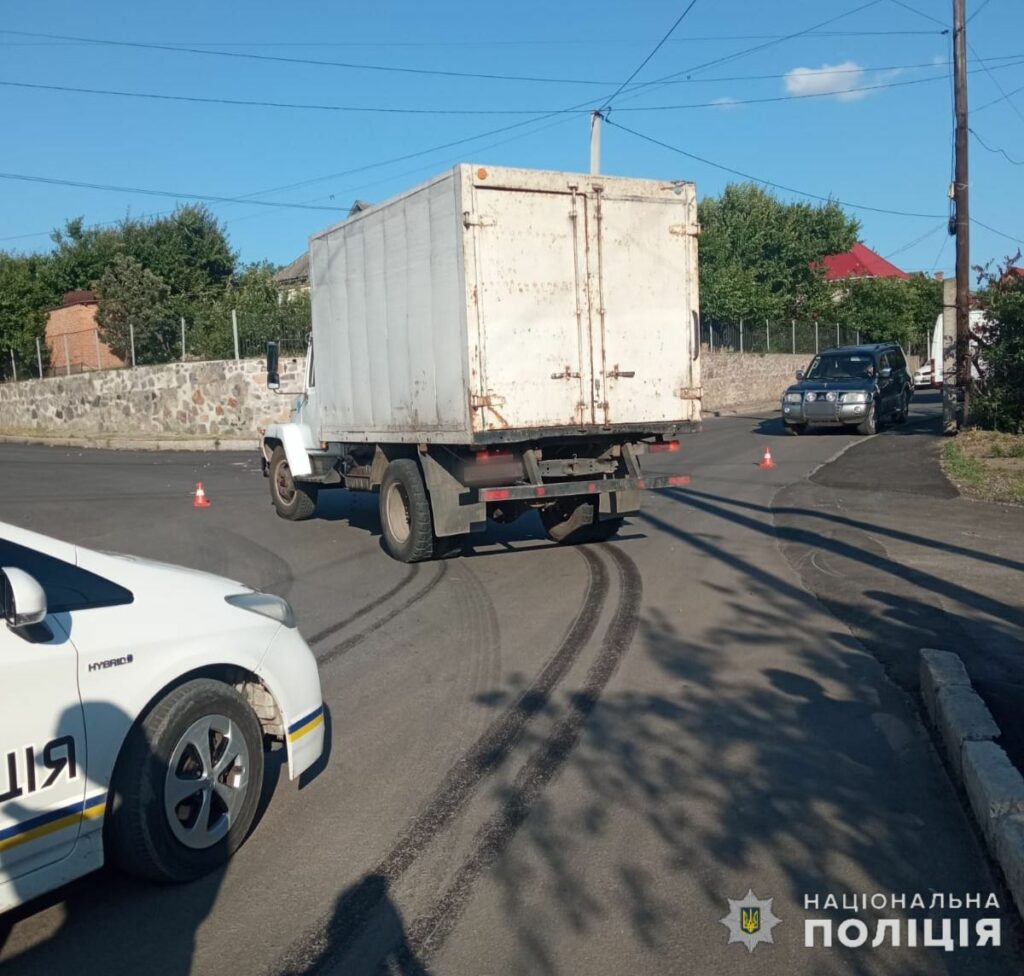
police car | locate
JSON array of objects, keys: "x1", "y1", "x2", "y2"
[{"x1": 0, "y1": 521, "x2": 324, "y2": 913}]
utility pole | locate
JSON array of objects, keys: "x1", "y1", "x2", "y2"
[
  {"x1": 953, "y1": 0, "x2": 971, "y2": 426},
  {"x1": 590, "y1": 111, "x2": 602, "y2": 175}
]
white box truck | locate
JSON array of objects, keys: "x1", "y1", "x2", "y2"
[{"x1": 260, "y1": 164, "x2": 699, "y2": 561}]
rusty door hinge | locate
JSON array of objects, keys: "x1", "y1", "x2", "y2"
[
  {"x1": 676, "y1": 387, "x2": 703, "y2": 399},
  {"x1": 669, "y1": 223, "x2": 701, "y2": 237},
  {"x1": 470, "y1": 392, "x2": 505, "y2": 409},
  {"x1": 607, "y1": 366, "x2": 636, "y2": 379},
  {"x1": 463, "y1": 212, "x2": 496, "y2": 228}
]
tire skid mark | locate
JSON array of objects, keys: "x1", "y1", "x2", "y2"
[
  {"x1": 399, "y1": 545, "x2": 643, "y2": 966},
  {"x1": 308, "y1": 565, "x2": 419, "y2": 646},
  {"x1": 316, "y1": 563, "x2": 449, "y2": 668},
  {"x1": 274, "y1": 547, "x2": 608, "y2": 976}
]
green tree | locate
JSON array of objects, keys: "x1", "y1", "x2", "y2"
[
  {"x1": 43, "y1": 217, "x2": 123, "y2": 298},
  {"x1": 0, "y1": 253, "x2": 54, "y2": 377},
  {"x1": 972, "y1": 258, "x2": 1024, "y2": 432},
  {"x1": 120, "y1": 206, "x2": 236, "y2": 311},
  {"x1": 837, "y1": 274, "x2": 942, "y2": 349},
  {"x1": 698, "y1": 183, "x2": 860, "y2": 322},
  {"x1": 190, "y1": 263, "x2": 310, "y2": 360},
  {"x1": 95, "y1": 254, "x2": 177, "y2": 364}
]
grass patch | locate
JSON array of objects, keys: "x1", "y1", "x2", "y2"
[{"x1": 942, "y1": 430, "x2": 1024, "y2": 505}]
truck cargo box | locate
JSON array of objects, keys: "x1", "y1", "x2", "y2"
[{"x1": 308, "y1": 164, "x2": 700, "y2": 445}]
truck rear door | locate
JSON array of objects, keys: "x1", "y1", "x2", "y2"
[
  {"x1": 588, "y1": 186, "x2": 699, "y2": 425},
  {"x1": 465, "y1": 181, "x2": 593, "y2": 431}
]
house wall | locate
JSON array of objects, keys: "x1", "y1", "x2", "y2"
[{"x1": 44, "y1": 303, "x2": 123, "y2": 371}]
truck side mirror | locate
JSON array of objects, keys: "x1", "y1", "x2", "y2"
[
  {"x1": 266, "y1": 342, "x2": 280, "y2": 390},
  {"x1": 1, "y1": 567, "x2": 48, "y2": 629}
]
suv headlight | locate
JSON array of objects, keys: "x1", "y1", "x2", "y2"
[
  {"x1": 783, "y1": 392, "x2": 803, "y2": 403},
  {"x1": 225, "y1": 592, "x2": 296, "y2": 627},
  {"x1": 804, "y1": 391, "x2": 817, "y2": 402},
  {"x1": 840, "y1": 391, "x2": 870, "y2": 403}
]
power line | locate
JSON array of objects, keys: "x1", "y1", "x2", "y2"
[
  {"x1": 970, "y1": 126, "x2": 1024, "y2": 163},
  {"x1": 0, "y1": 28, "x2": 633, "y2": 87},
  {"x1": 0, "y1": 104, "x2": 584, "y2": 242},
  {"x1": 967, "y1": 0, "x2": 994, "y2": 24},
  {"x1": 0, "y1": 172, "x2": 350, "y2": 211},
  {"x1": 975, "y1": 80, "x2": 1024, "y2": 112},
  {"x1": 887, "y1": 0, "x2": 947, "y2": 29},
  {"x1": 612, "y1": 0, "x2": 934, "y2": 107},
  {"x1": 885, "y1": 222, "x2": 947, "y2": 258},
  {"x1": 968, "y1": 40, "x2": 1024, "y2": 127},
  {"x1": 0, "y1": 30, "x2": 955, "y2": 48},
  {"x1": 604, "y1": 117, "x2": 946, "y2": 218},
  {"x1": 9, "y1": 58, "x2": 1020, "y2": 118},
  {"x1": 600, "y1": 0, "x2": 701, "y2": 110},
  {"x1": 617, "y1": 62, "x2": 1024, "y2": 111},
  {"x1": 972, "y1": 217, "x2": 1024, "y2": 246}
]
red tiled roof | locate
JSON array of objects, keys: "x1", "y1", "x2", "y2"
[
  {"x1": 1008, "y1": 266, "x2": 1024, "y2": 278},
  {"x1": 819, "y1": 243, "x2": 910, "y2": 281}
]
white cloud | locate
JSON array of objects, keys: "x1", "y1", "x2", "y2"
[
  {"x1": 784, "y1": 61, "x2": 871, "y2": 102},
  {"x1": 711, "y1": 96, "x2": 740, "y2": 111}
]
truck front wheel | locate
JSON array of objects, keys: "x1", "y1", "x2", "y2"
[
  {"x1": 269, "y1": 447, "x2": 319, "y2": 520},
  {"x1": 379, "y1": 459, "x2": 435, "y2": 562},
  {"x1": 540, "y1": 499, "x2": 623, "y2": 545}
]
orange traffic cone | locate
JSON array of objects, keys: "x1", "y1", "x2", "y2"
[
  {"x1": 758, "y1": 446, "x2": 776, "y2": 470},
  {"x1": 193, "y1": 482, "x2": 211, "y2": 508}
]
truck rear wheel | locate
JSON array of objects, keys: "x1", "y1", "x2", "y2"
[
  {"x1": 379, "y1": 459, "x2": 435, "y2": 563},
  {"x1": 269, "y1": 447, "x2": 318, "y2": 521},
  {"x1": 540, "y1": 499, "x2": 624, "y2": 545}
]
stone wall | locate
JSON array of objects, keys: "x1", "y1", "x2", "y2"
[
  {"x1": 702, "y1": 351, "x2": 808, "y2": 413},
  {"x1": 0, "y1": 355, "x2": 305, "y2": 446},
  {"x1": 1, "y1": 350, "x2": 913, "y2": 447}
]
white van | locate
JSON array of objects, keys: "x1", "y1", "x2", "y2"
[{"x1": 913, "y1": 310, "x2": 987, "y2": 388}]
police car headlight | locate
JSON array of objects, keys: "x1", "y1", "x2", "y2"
[{"x1": 225, "y1": 592, "x2": 296, "y2": 628}]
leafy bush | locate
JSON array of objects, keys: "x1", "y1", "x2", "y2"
[{"x1": 973, "y1": 258, "x2": 1024, "y2": 432}]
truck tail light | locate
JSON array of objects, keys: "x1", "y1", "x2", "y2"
[
  {"x1": 648, "y1": 441, "x2": 680, "y2": 453},
  {"x1": 667, "y1": 475, "x2": 690, "y2": 486},
  {"x1": 480, "y1": 488, "x2": 511, "y2": 501}
]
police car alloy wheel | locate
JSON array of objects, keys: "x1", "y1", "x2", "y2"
[{"x1": 106, "y1": 678, "x2": 265, "y2": 883}]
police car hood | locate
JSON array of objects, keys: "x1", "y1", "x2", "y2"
[{"x1": 79, "y1": 547, "x2": 252, "y2": 594}]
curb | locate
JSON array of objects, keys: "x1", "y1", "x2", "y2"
[
  {"x1": 921, "y1": 648, "x2": 1024, "y2": 920},
  {"x1": 0, "y1": 433, "x2": 255, "y2": 452}
]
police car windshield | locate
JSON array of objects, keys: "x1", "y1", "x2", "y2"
[{"x1": 805, "y1": 354, "x2": 875, "y2": 381}]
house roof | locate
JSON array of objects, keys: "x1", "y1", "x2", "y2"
[
  {"x1": 820, "y1": 243, "x2": 909, "y2": 281},
  {"x1": 274, "y1": 253, "x2": 309, "y2": 285}
]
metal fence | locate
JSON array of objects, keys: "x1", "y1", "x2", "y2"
[
  {"x1": 701, "y1": 317, "x2": 865, "y2": 356},
  {"x1": 1, "y1": 311, "x2": 309, "y2": 383}
]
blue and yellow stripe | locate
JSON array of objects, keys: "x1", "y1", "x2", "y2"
[
  {"x1": 288, "y1": 705, "x2": 324, "y2": 743},
  {"x1": 0, "y1": 792, "x2": 106, "y2": 853}
]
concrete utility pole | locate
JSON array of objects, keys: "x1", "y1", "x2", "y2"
[
  {"x1": 952, "y1": 0, "x2": 971, "y2": 426},
  {"x1": 590, "y1": 111, "x2": 602, "y2": 175}
]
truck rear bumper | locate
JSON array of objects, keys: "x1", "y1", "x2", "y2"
[{"x1": 478, "y1": 473, "x2": 690, "y2": 503}]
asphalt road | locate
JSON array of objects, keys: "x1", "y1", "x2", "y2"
[{"x1": 1, "y1": 399, "x2": 1020, "y2": 976}]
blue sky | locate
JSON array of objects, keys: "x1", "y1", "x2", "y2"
[{"x1": 1, "y1": 0, "x2": 1022, "y2": 279}]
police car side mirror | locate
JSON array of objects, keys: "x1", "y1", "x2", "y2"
[{"x1": 1, "y1": 567, "x2": 48, "y2": 628}]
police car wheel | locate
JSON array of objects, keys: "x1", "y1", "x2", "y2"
[{"x1": 106, "y1": 678, "x2": 265, "y2": 882}]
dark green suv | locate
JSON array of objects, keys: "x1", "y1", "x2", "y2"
[{"x1": 781, "y1": 342, "x2": 913, "y2": 435}]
